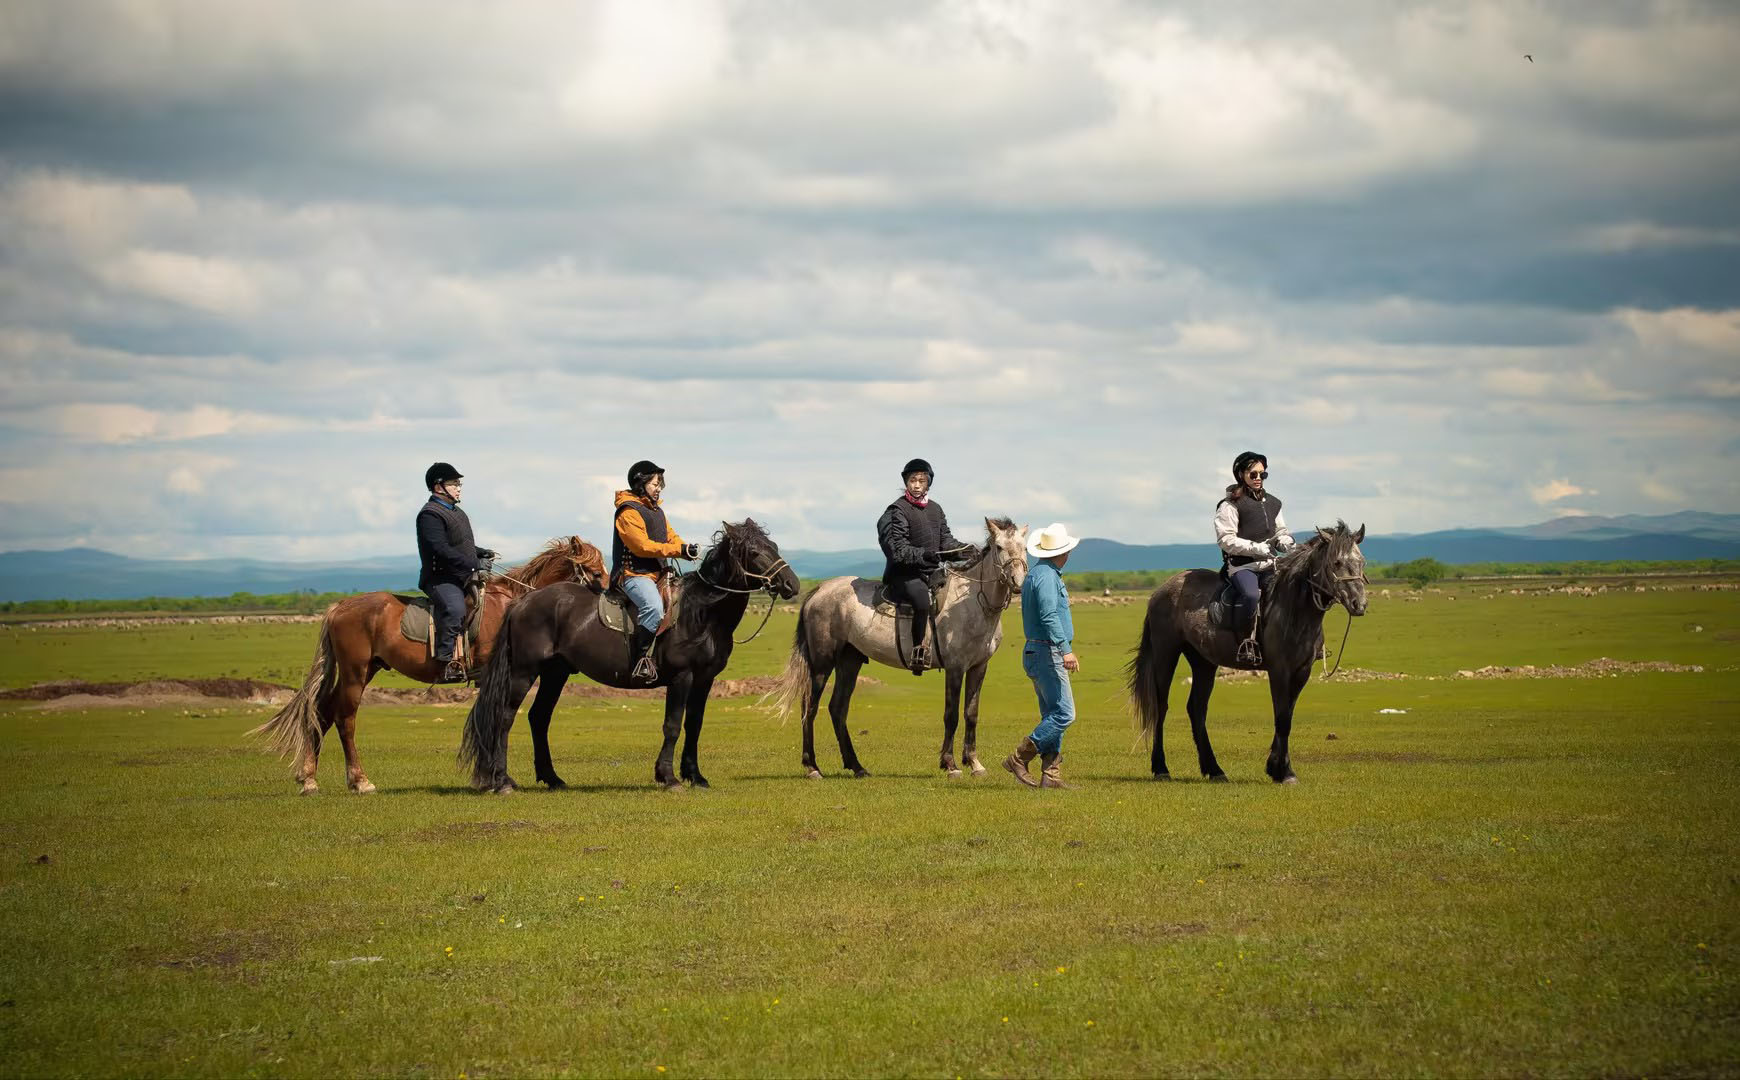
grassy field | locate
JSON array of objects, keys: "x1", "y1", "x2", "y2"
[{"x1": 0, "y1": 583, "x2": 1736, "y2": 1077}]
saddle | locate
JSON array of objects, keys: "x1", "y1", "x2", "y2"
[
  {"x1": 397, "y1": 575, "x2": 487, "y2": 663},
  {"x1": 1208, "y1": 565, "x2": 1269, "y2": 633},
  {"x1": 597, "y1": 573, "x2": 681, "y2": 638},
  {"x1": 870, "y1": 575, "x2": 948, "y2": 671}
]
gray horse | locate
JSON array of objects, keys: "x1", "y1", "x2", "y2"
[
  {"x1": 1127, "y1": 521, "x2": 1368, "y2": 784},
  {"x1": 767, "y1": 517, "x2": 1029, "y2": 778}
]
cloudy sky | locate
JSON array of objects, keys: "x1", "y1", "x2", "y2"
[{"x1": 2, "y1": 0, "x2": 1737, "y2": 560}]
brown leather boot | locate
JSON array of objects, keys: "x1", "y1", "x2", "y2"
[
  {"x1": 1040, "y1": 752, "x2": 1074, "y2": 789},
  {"x1": 1002, "y1": 736, "x2": 1040, "y2": 787}
]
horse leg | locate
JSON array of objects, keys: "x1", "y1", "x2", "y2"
[
  {"x1": 654, "y1": 673, "x2": 692, "y2": 790},
  {"x1": 801, "y1": 654, "x2": 833, "y2": 780},
  {"x1": 1266, "y1": 666, "x2": 1307, "y2": 784},
  {"x1": 527, "y1": 665, "x2": 570, "y2": 789},
  {"x1": 679, "y1": 673, "x2": 715, "y2": 788},
  {"x1": 1147, "y1": 646, "x2": 1182, "y2": 780},
  {"x1": 939, "y1": 666, "x2": 963, "y2": 776},
  {"x1": 962, "y1": 660, "x2": 990, "y2": 776},
  {"x1": 332, "y1": 660, "x2": 378, "y2": 794},
  {"x1": 828, "y1": 648, "x2": 871, "y2": 778},
  {"x1": 1183, "y1": 648, "x2": 1228, "y2": 782}
]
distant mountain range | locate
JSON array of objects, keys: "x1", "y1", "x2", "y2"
[{"x1": 3, "y1": 512, "x2": 1737, "y2": 602}]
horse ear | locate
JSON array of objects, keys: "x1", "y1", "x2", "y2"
[
  {"x1": 1317, "y1": 526, "x2": 1335, "y2": 543},
  {"x1": 1353, "y1": 523, "x2": 1366, "y2": 543}
]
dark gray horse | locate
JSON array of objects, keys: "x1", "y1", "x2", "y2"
[
  {"x1": 459, "y1": 519, "x2": 801, "y2": 792},
  {"x1": 1127, "y1": 521, "x2": 1368, "y2": 783}
]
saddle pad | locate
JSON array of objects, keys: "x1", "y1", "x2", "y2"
[
  {"x1": 599, "y1": 582, "x2": 683, "y2": 637},
  {"x1": 398, "y1": 595, "x2": 434, "y2": 643}
]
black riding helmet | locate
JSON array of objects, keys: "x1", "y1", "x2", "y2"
[
  {"x1": 425, "y1": 462, "x2": 463, "y2": 491},
  {"x1": 1232, "y1": 451, "x2": 1267, "y2": 486},
  {"x1": 627, "y1": 459, "x2": 665, "y2": 495},
  {"x1": 901, "y1": 458, "x2": 934, "y2": 481}
]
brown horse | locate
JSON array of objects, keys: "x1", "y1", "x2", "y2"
[{"x1": 252, "y1": 537, "x2": 605, "y2": 795}]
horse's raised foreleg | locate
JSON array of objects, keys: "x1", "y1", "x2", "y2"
[
  {"x1": 828, "y1": 648, "x2": 871, "y2": 778},
  {"x1": 654, "y1": 674, "x2": 691, "y2": 790},
  {"x1": 1266, "y1": 664, "x2": 1309, "y2": 784},
  {"x1": 527, "y1": 666, "x2": 570, "y2": 789},
  {"x1": 961, "y1": 660, "x2": 990, "y2": 776},
  {"x1": 1182, "y1": 648, "x2": 1227, "y2": 782},
  {"x1": 939, "y1": 666, "x2": 964, "y2": 776},
  {"x1": 679, "y1": 673, "x2": 715, "y2": 788}
]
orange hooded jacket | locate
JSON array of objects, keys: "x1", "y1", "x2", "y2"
[{"x1": 613, "y1": 489, "x2": 686, "y2": 581}]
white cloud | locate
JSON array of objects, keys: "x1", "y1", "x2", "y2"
[{"x1": 1531, "y1": 478, "x2": 1595, "y2": 505}]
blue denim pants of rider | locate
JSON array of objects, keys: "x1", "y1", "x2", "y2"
[
  {"x1": 620, "y1": 575, "x2": 664, "y2": 633},
  {"x1": 427, "y1": 580, "x2": 465, "y2": 661},
  {"x1": 1022, "y1": 643, "x2": 1076, "y2": 755}
]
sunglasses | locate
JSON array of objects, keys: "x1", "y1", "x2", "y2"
[{"x1": 1246, "y1": 470, "x2": 1269, "y2": 480}]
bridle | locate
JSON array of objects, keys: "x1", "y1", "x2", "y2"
[
  {"x1": 942, "y1": 542, "x2": 1021, "y2": 615},
  {"x1": 694, "y1": 538, "x2": 792, "y2": 643},
  {"x1": 1290, "y1": 542, "x2": 1367, "y2": 678}
]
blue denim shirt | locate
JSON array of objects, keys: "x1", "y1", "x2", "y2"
[{"x1": 1021, "y1": 558, "x2": 1073, "y2": 649}]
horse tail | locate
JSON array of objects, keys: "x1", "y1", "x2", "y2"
[
  {"x1": 759, "y1": 591, "x2": 815, "y2": 725},
  {"x1": 251, "y1": 609, "x2": 336, "y2": 763},
  {"x1": 459, "y1": 613, "x2": 518, "y2": 786},
  {"x1": 1127, "y1": 602, "x2": 1165, "y2": 749}
]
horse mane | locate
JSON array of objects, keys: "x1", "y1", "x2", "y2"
[
  {"x1": 678, "y1": 518, "x2": 775, "y2": 637},
  {"x1": 1271, "y1": 520, "x2": 1352, "y2": 585},
  {"x1": 504, "y1": 536, "x2": 606, "y2": 594}
]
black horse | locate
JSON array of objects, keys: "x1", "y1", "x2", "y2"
[
  {"x1": 1127, "y1": 521, "x2": 1368, "y2": 784},
  {"x1": 459, "y1": 519, "x2": 801, "y2": 792}
]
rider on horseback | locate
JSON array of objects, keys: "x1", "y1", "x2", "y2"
[
  {"x1": 1215, "y1": 450, "x2": 1295, "y2": 664},
  {"x1": 876, "y1": 457, "x2": 967, "y2": 676},
  {"x1": 416, "y1": 462, "x2": 498, "y2": 683},
  {"x1": 613, "y1": 460, "x2": 701, "y2": 685}
]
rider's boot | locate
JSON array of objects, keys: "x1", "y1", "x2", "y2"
[
  {"x1": 1039, "y1": 752, "x2": 1074, "y2": 790},
  {"x1": 1002, "y1": 736, "x2": 1040, "y2": 788},
  {"x1": 630, "y1": 626, "x2": 659, "y2": 685}
]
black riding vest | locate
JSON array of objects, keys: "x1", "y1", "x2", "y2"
[
  {"x1": 612, "y1": 500, "x2": 670, "y2": 579},
  {"x1": 1221, "y1": 492, "x2": 1282, "y2": 568},
  {"x1": 880, "y1": 497, "x2": 946, "y2": 583},
  {"x1": 417, "y1": 498, "x2": 478, "y2": 585}
]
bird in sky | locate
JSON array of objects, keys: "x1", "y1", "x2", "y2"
[{"x1": 1524, "y1": 53, "x2": 1533, "y2": 62}]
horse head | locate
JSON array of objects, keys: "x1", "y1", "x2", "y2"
[
  {"x1": 984, "y1": 516, "x2": 1030, "y2": 592},
  {"x1": 711, "y1": 518, "x2": 801, "y2": 599},
  {"x1": 1307, "y1": 521, "x2": 1368, "y2": 616}
]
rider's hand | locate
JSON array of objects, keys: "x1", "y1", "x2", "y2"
[
  {"x1": 476, "y1": 547, "x2": 498, "y2": 562},
  {"x1": 1061, "y1": 651, "x2": 1080, "y2": 673},
  {"x1": 680, "y1": 542, "x2": 701, "y2": 560}
]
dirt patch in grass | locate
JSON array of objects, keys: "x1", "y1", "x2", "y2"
[
  {"x1": 1453, "y1": 658, "x2": 1703, "y2": 678},
  {"x1": 143, "y1": 927, "x2": 290, "y2": 978}
]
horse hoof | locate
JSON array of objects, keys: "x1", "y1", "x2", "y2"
[
  {"x1": 688, "y1": 776, "x2": 710, "y2": 789},
  {"x1": 298, "y1": 781, "x2": 319, "y2": 796},
  {"x1": 946, "y1": 768, "x2": 962, "y2": 779},
  {"x1": 541, "y1": 777, "x2": 567, "y2": 790},
  {"x1": 350, "y1": 780, "x2": 377, "y2": 795},
  {"x1": 492, "y1": 783, "x2": 516, "y2": 795},
  {"x1": 663, "y1": 781, "x2": 685, "y2": 793},
  {"x1": 1151, "y1": 772, "x2": 1171, "y2": 782},
  {"x1": 1207, "y1": 773, "x2": 1230, "y2": 784},
  {"x1": 969, "y1": 761, "x2": 988, "y2": 777},
  {"x1": 804, "y1": 768, "x2": 824, "y2": 780},
  {"x1": 852, "y1": 768, "x2": 871, "y2": 779},
  {"x1": 1279, "y1": 775, "x2": 1298, "y2": 785}
]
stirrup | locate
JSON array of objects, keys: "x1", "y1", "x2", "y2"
[
  {"x1": 437, "y1": 659, "x2": 468, "y2": 685},
  {"x1": 631, "y1": 653, "x2": 659, "y2": 684},
  {"x1": 1235, "y1": 636, "x2": 1263, "y2": 666},
  {"x1": 908, "y1": 642, "x2": 929, "y2": 676}
]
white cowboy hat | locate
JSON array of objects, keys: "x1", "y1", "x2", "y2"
[{"x1": 1026, "y1": 522, "x2": 1081, "y2": 559}]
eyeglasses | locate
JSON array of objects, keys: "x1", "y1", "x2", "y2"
[{"x1": 1246, "y1": 470, "x2": 1269, "y2": 480}]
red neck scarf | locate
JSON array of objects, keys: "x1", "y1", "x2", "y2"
[{"x1": 903, "y1": 491, "x2": 929, "y2": 508}]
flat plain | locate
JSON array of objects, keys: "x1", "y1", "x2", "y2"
[{"x1": 0, "y1": 580, "x2": 1736, "y2": 1077}]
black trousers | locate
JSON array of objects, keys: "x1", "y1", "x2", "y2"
[
  {"x1": 426, "y1": 580, "x2": 465, "y2": 661},
  {"x1": 887, "y1": 576, "x2": 932, "y2": 650}
]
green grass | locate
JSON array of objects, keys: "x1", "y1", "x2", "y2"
[{"x1": 1, "y1": 584, "x2": 1737, "y2": 1076}]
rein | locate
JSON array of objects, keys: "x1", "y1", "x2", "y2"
[
  {"x1": 942, "y1": 546, "x2": 1019, "y2": 615},
  {"x1": 1287, "y1": 547, "x2": 1365, "y2": 678},
  {"x1": 695, "y1": 547, "x2": 790, "y2": 644}
]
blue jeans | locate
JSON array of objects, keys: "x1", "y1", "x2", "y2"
[
  {"x1": 1228, "y1": 567, "x2": 1271, "y2": 628},
  {"x1": 1023, "y1": 644, "x2": 1075, "y2": 755},
  {"x1": 620, "y1": 575, "x2": 664, "y2": 633},
  {"x1": 426, "y1": 581, "x2": 465, "y2": 661}
]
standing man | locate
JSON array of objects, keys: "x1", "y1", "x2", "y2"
[
  {"x1": 1004, "y1": 523, "x2": 1081, "y2": 789},
  {"x1": 613, "y1": 460, "x2": 701, "y2": 685},
  {"x1": 417, "y1": 462, "x2": 498, "y2": 683},
  {"x1": 1214, "y1": 450, "x2": 1295, "y2": 664},
  {"x1": 876, "y1": 457, "x2": 968, "y2": 675}
]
